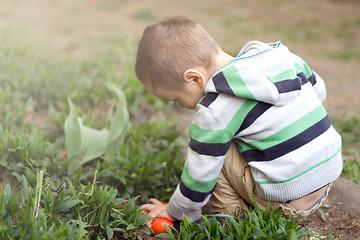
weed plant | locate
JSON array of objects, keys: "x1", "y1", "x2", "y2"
[{"x1": 100, "y1": 119, "x2": 184, "y2": 201}]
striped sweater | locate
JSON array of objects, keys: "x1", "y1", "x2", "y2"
[{"x1": 167, "y1": 41, "x2": 342, "y2": 222}]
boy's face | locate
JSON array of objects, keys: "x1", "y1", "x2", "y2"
[{"x1": 145, "y1": 80, "x2": 205, "y2": 109}]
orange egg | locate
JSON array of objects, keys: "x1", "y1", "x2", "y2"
[
  {"x1": 61, "y1": 149, "x2": 67, "y2": 159},
  {"x1": 150, "y1": 217, "x2": 174, "y2": 234}
]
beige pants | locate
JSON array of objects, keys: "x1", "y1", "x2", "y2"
[{"x1": 208, "y1": 142, "x2": 329, "y2": 218}]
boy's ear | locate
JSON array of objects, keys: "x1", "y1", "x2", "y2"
[{"x1": 183, "y1": 68, "x2": 206, "y2": 88}]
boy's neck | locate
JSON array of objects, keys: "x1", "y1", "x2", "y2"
[
  {"x1": 197, "y1": 50, "x2": 234, "y2": 87},
  {"x1": 212, "y1": 50, "x2": 234, "y2": 75}
]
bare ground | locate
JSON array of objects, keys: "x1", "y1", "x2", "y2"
[{"x1": 0, "y1": 0, "x2": 359, "y2": 239}]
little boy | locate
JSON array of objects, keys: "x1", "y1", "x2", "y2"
[{"x1": 137, "y1": 16, "x2": 342, "y2": 223}]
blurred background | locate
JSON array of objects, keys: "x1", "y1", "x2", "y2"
[{"x1": 0, "y1": 0, "x2": 359, "y2": 116}]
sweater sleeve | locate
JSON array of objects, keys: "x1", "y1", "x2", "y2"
[
  {"x1": 311, "y1": 71, "x2": 327, "y2": 102},
  {"x1": 290, "y1": 53, "x2": 327, "y2": 102},
  {"x1": 167, "y1": 106, "x2": 233, "y2": 222}
]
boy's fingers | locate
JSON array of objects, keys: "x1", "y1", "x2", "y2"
[
  {"x1": 140, "y1": 201, "x2": 176, "y2": 222},
  {"x1": 149, "y1": 198, "x2": 162, "y2": 205},
  {"x1": 140, "y1": 204, "x2": 154, "y2": 214}
]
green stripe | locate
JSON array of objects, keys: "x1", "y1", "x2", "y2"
[
  {"x1": 268, "y1": 68, "x2": 297, "y2": 83},
  {"x1": 181, "y1": 166, "x2": 218, "y2": 193},
  {"x1": 267, "y1": 62, "x2": 310, "y2": 83},
  {"x1": 189, "y1": 124, "x2": 230, "y2": 144},
  {"x1": 190, "y1": 100, "x2": 258, "y2": 144},
  {"x1": 223, "y1": 65, "x2": 255, "y2": 99},
  {"x1": 227, "y1": 100, "x2": 258, "y2": 135},
  {"x1": 238, "y1": 105, "x2": 327, "y2": 151},
  {"x1": 300, "y1": 62, "x2": 313, "y2": 79},
  {"x1": 257, "y1": 147, "x2": 341, "y2": 185}
]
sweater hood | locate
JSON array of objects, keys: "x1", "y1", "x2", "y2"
[{"x1": 205, "y1": 41, "x2": 305, "y2": 106}]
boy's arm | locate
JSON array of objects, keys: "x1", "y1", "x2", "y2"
[
  {"x1": 166, "y1": 106, "x2": 233, "y2": 222},
  {"x1": 291, "y1": 53, "x2": 327, "y2": 102}
]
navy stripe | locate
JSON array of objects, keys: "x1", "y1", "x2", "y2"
[
  {"x1": 235, "y1": 102, "x2": 272, "y2": 135},
  {"x1": 212, "y1": 72, "x2": 235, "y2": 96},
  {"x1": 274, "y1": 78, "x2": 302, "y2": 93},
  {"x1": 308, "y1": 73, "x2": 317, "y2": 86},
  {"x1": 200, "y1": 93, "x2": 219, "y2": 107},
  {"x1": 189, "y1": 138, "x2": 230, "y2": 157},
  {"x1": 243, "y1": 115, "x2": 331, "y2": 162},
  {"x1": 297, "y1": 72, "x2": 313, "y2": 86},
  {"x1": 274, "y1": 71, "x2": 316, "y2": 94},
  {"x1": 179, "y1": 180, "x2": 215, "y2": 202},
  {"x1": 300, "y1": 74, "x2": 308, "y2": 85}
]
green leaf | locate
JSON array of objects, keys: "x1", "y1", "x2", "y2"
[
  {"x1": 78, "y1": 118, "x2": 109, "y2": 165},
  {"x1": 64, "y1": 97, "x2": 82, "y2": 160},
  {"x1": 105, "y1": 83, "x2": 130, "y2": 158},
  {"x1": 54, "y1": 199, "x2": 82, "y2": 212},
  {"x1": 106, "y1": 226, "x2": 114, "y2": 240},
  {"x1": 135, "y1": 214, "x2": 152, "y2": 227},
  {"x1": 289, "y1": 229, "x2": 299, "y2": 240},
  {"x1": 4, "y1": 184, "x2": 11, "y2": 204},
  {"x1": 318, "y1": 207, "x2": 326, "y2": 222},
  {"x1": 33, "y1": 170, "x2": 44, "y2": 217},
  {"x1": 126, "y1": 223, "x2": 135, "y2": 231},
  {"x1": 0, "y1": 123, "x2": 4, "y2": 142}
]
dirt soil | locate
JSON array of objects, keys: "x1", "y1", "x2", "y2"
[{"x1": 0, "y1": 0, "x2": 359, "y2": 239}]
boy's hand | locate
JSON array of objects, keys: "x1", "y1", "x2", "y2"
[{"x1": 140, "y1": 198, "x2": 176, "y2": 222}]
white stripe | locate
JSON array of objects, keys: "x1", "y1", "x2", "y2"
[
  {"x1": 256, "y1": 151, "x2": 342, "y2": 201},
  {"x1": 204, "y1": 79, "x2": 216, "y2": 93},
  {"x1": 260, "y1": 47, "x2": 296, "y2": 78},
  {"x1": 312, "y1": 71, "x2": 327, "y2": 102},
  {"x1": 236, "y1": 61, "x2": 279, "y2": 104},
  {"x1": 185, "y1": 147, "x2": 224, "y2": 182},
  {"x1": 193, "y1": 94, "x2": 245, "y2": 131},
  {"x1": 168, "y1": 185, "x2": 211, "y2": 221}
]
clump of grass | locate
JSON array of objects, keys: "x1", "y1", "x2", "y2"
[
  {"x1": 0, "y1": 173, "x2": 152, "y2": 240},
  {"x1": 159, "y1": 204, "x2": 321, "y2": 239},
  {"x1": 342, "y1": 158, "x2": 360, "y2": 184},
  {"x1": 331, "y1": 115, "x2": 360, "y2": 156},
  {"x1": 332, "y1": 19, "x2": 360, "y2": 61},
  {"x1": 100, "y1": 118, "x2": 184, "y2": 201},
  {"x1": 331, "y1": 115, "x2": 360, "y2": 183},
  {"x1": 331, "y1": 46, "x2": 360, "y2": 61}
]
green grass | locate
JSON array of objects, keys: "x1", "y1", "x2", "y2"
[
  {"x1": 0, "y1": 175, "x2": 152, "y2": 239},
  {"x1": 160, "y1": 205, "x2": 316, "y2": 240},
  {"x1": 332, "y1": 19, "x2": 360, "y2": 61},
  {"x1": 0, "y1": 33, "x2": 348, "y2": 239},
  {"x1": 331, "y1": 115, "x2": 360, "y2": 183}
]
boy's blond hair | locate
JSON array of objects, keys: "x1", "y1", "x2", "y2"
[{"x1": 135, "y1": 16, "x2": 220, "y2": 90}]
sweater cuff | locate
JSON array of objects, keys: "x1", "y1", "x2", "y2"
[{"x1": 167, "y1": 197, "x2": 202, "y2": 223}]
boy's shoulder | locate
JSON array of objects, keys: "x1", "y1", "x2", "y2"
[{"x1": 192, "y1": 93, "x2": 242, "y2": 128}]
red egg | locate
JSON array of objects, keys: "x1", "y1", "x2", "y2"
[{"x1": 150, "y1": 217, "x2": 174, "y2": 234}]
